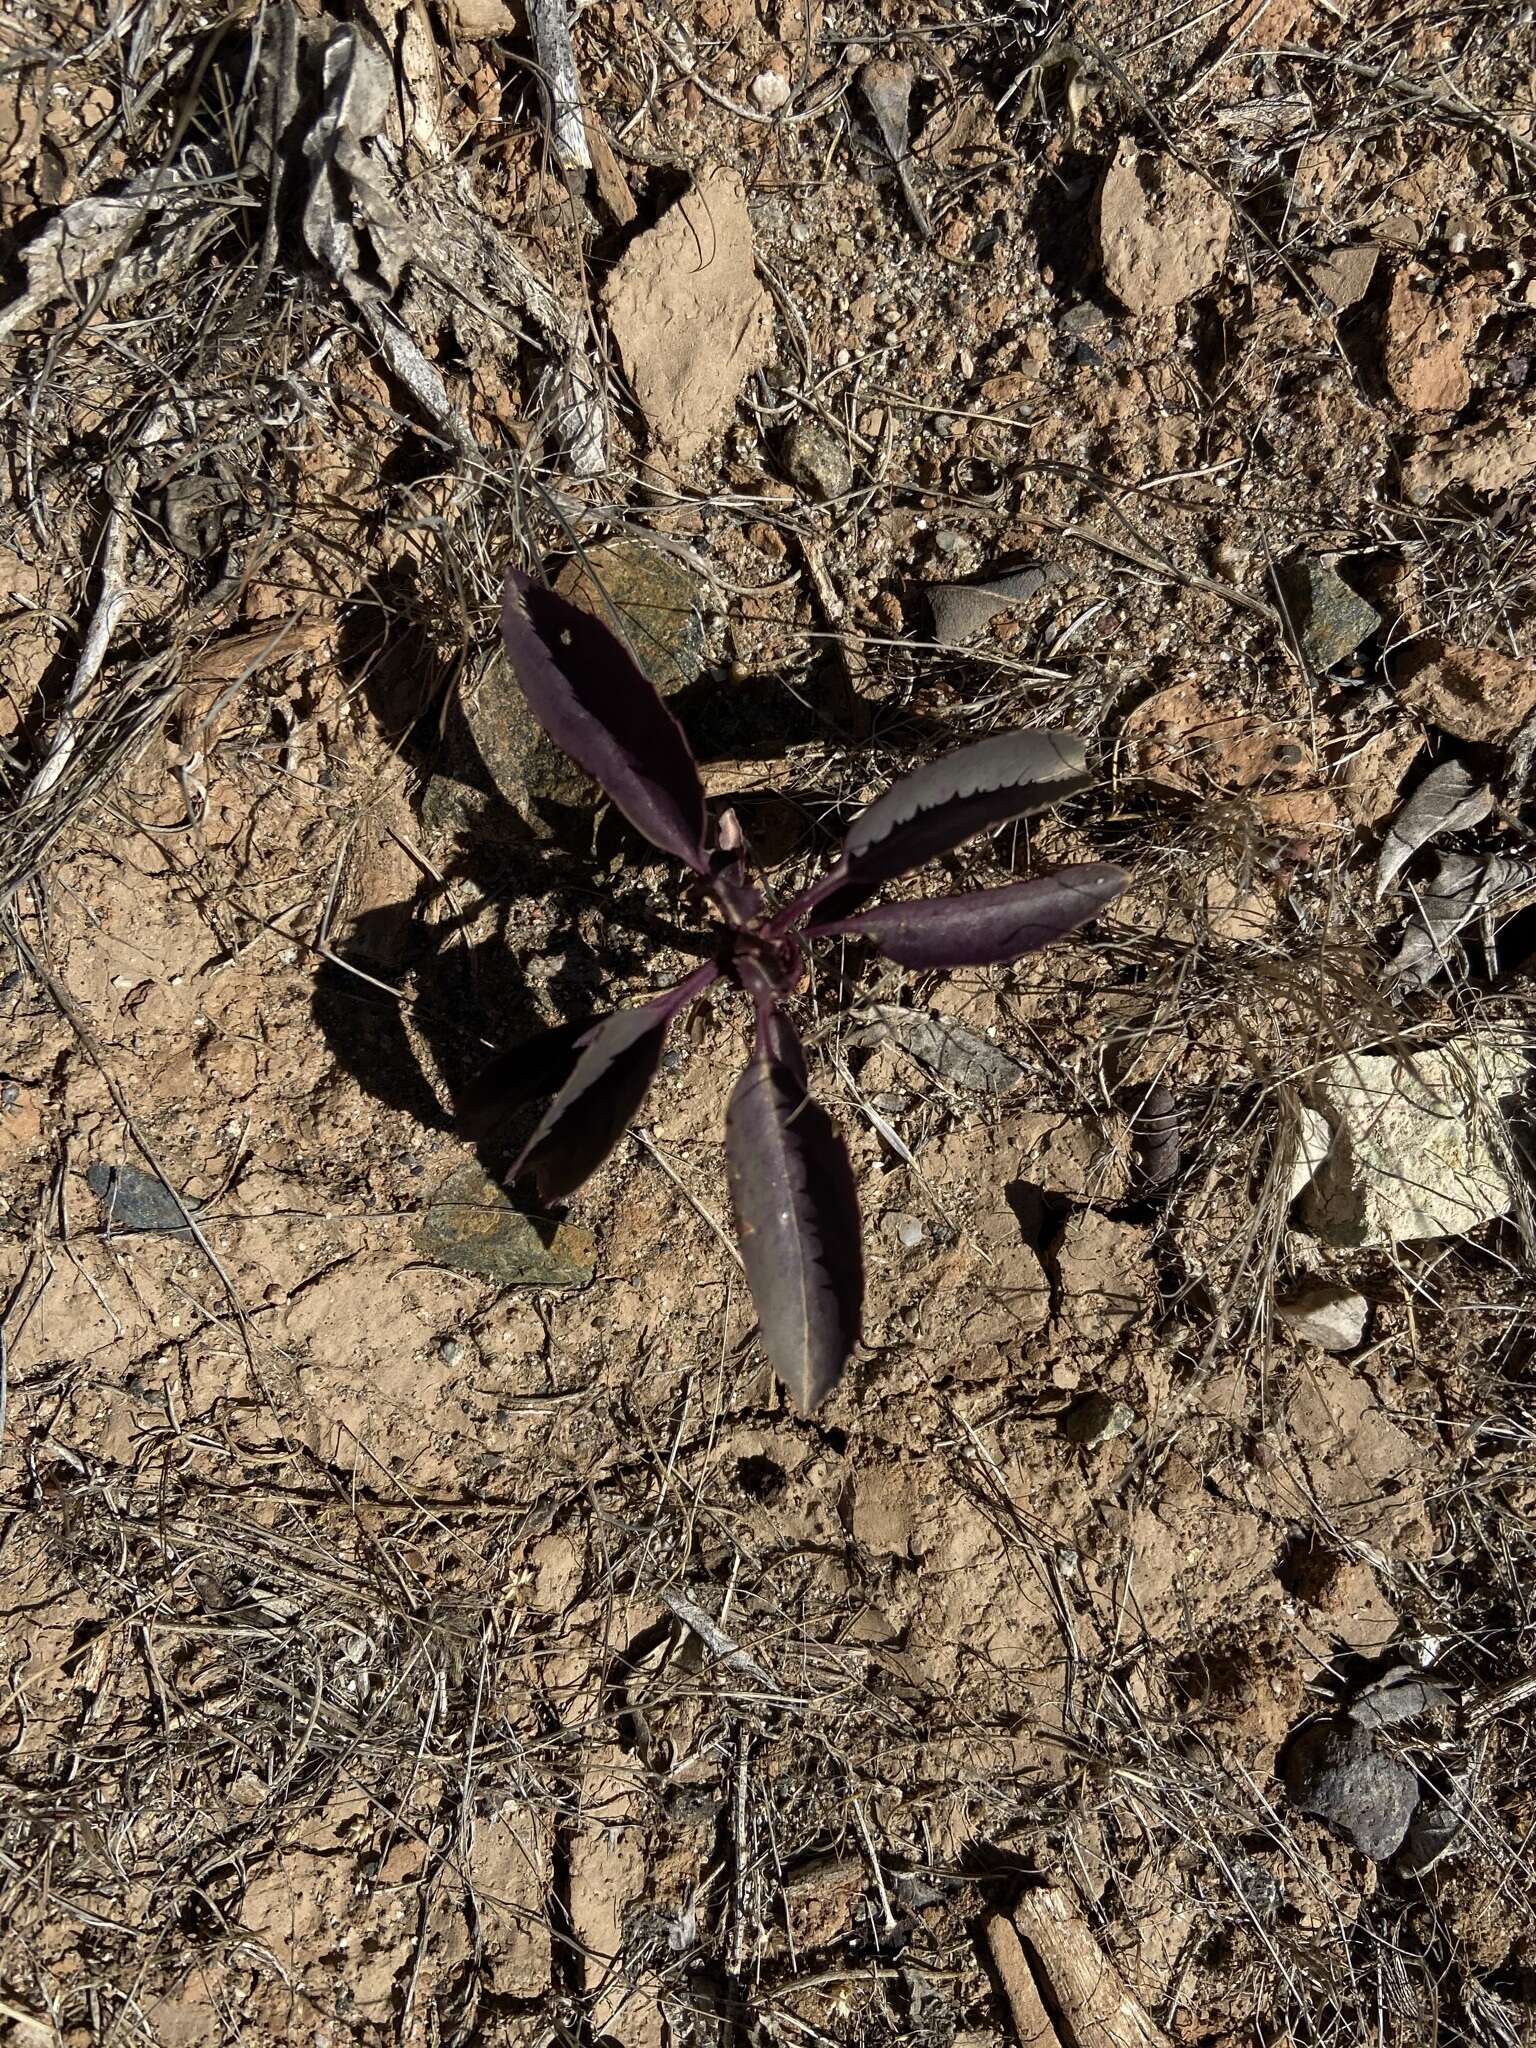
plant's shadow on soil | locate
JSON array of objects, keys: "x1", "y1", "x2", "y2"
[{"x1": 311, "y1": 595, "x2": 708, "y2": 1183}]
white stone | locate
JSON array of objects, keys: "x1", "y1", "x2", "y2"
[
  {"x1": 1276, "y1": 1282, "x2": 1368, "y2": 1352},
  {"x1": 1300, "y1": 1038, "x2": 1528, "y2": 1247},
  {"x1": 1287, "y1": 1106, "x2": 1335, "y2": 1200},
  {"x1": 750, "y1": 69, "x2": 792, "y2": 112}
]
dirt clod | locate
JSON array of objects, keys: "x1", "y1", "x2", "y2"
[
  {"x1": 1395, "y1": 635, "x2": 1536, "y2": 744},
  {"x1": 1098, "y1": 139, "x2": 1232, "y2": 314},
  {"x1": 1381, "y1": 263, "x2": 1496, "y2": 415},
  {"x1": 602, "y1": 167, "x2": 773, "y2": 462}
]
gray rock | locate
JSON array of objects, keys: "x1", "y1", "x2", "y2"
[
  {"x1": 87, "y1": 1161, "x2": 201, "y2": 1237},
  {"x1": 1347, "y1": 1665, "x2": 1453, "y2": 1733},
  {"x1": 1272, "y1": 556, "x2": 1381, "y2": 671},
  {"x1": 782, "y1": 419, "x2": 854, "y2": 499},
  {"x1": 1299, "y1": 1039, "x2": 1528, "y2": 1247},
  {"x1": 927, "y1": 566, "x2": 1047, "y2": 645},
  {"x1": 417, "y1": 1160, "x2": 596, "y2": 1287},
  {"x1": 1059, "y1": 301, "x2": 1108, "y2": 339},
  {"x1": 1401, "y1": 1791, "x2": 1471, "y2": 1869},
  {"x1": 1275, "y1": 1281, "x2": 1368, "y2": 1352},
  {"x1": 1282, "y1": 1719, "x2": 1420, "y2": 1861},
  {"x1": 1059, "y1": 1390, "x2": 1135, "y2": 1448}
]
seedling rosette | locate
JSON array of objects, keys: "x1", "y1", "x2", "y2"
[{"x1": 490, "y1": 570, "x2": 1127, "y2": 1410}]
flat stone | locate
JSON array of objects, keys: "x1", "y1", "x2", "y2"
[
  {"x1": 927, "y1": 566, "x2": 1047, "y2": 645},
  {"x1": 602, "y1": 167, "x2": 773, "y2": 462},
  {"x1": 1300, "y1": 1039, "x2": 1527, "y2": 1247},
  {"x1": 782, "y1": 419, "x2": 853, "y2": 499},
  {"x1": 1309, "y1": 241, "x2": 1378, "y2": 312},
  {"x1": 417, "y1": 1159, "x2": 596, "y2": 1287},
  {"x1": 87, "y1": 1161, "x2": 201, "y2": 1237},
  {"x1": 1275, "y1": 1281, "x2": 1368, "y2": 1352},
  {"x1": 1272, "y1": 556, "x2": 1381, "y2": 671},
  {"x1": 1282, "y1": 1719, "x2": 1419, "y2": 1861},
  {"x1": 861, "y1": 1003, "x2": 1023, "y2": 1095},
  {"x1": 1098, "y1": 139, "x2": 1231, "y2": 314}
]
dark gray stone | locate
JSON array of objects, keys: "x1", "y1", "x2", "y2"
[
  {"x1": 926, "y1": 566, "x2": 1047, "y2": 645},
  {"x1": 1402, "y1": 1791, "x2": 1470, "y2": 1869},
  {"x1": 1347, "y1": 1665, "x2": 1453, "y2": 1732},
  {"x1": 1282, "y1": 1719, "x2": 1420, "y2": 1860},
  {"x1": 87, "y1": 1162, "x2": 201, "y2": 1237},
  {"x1": 782, "y1": 419, "x2": 854, "y2": 499},
  {"x1": 417, "y1": 1159, "x2": 596, "y2": 1287},
  {"x1": 1272, "y1": 557, "x2": 1381, "y2": 671}
]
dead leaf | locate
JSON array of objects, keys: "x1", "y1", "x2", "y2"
[
  {"x1": 858, "y1": 1003, "x2": 1023, "y2": 1095},
  {"x1": 1375, "y1": 759, "x2": 1493, "y2": 897}
]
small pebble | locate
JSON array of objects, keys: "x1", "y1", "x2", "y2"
[
  {"x1": 1059, "y1": 1391, "x2": 1135, "y2": 1448},
  {"x1": 781, "y1": 418, "x2": 854, "y2": 500},
  {"x1": 750, "y1": 69, "x2": 791, "y2": 112},
  {"x1": 438, "y1": 1336, "x2": 468, "y2": 1367},
  {"x1": 883, "y1": 1211, "x2": 926, "y2": 1248}
]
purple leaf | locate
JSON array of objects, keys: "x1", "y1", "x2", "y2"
[
  {"x1": 725, "y1": 1016, "x2": 862, "y2": 1412},
  {"x1": 513, "y1": 971, "x2": 714, "y2": 1201},
  {"x1": 804, "y1": 729, "x2": 1093, "y2": 922},
  {"x1": 810, "y1": 864, "x2": 1126, "y2": 968},
  {"x1": 501, "y1": 571, "x2": 709, "y2": 872}
]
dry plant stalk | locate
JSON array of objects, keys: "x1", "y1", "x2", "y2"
[{"x1": 991, "y1": 1890, "x2": 1172, "y2": 2048}]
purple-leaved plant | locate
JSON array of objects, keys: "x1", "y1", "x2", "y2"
[{"x1": 493, "y1": 570, "x2": 1127, "y2": 1410}]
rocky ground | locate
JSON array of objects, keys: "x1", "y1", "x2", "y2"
[{"x1": 1, "y1": 0, "x2": 1535, "y2": 2044}]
